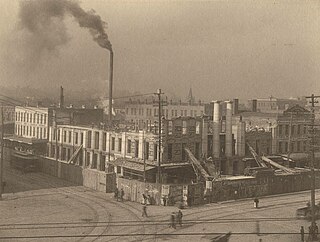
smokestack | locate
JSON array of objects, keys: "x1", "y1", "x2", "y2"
[
  {"x1": 233, "y1": 98, "x2": 239, "y2": 115},
  {"x1": 225, "y1": 101, "x2": 233, "y2": 158},
  {"x1": 108, "y1": 50, "x2": 113, "y2": 124},
  {"x1": 252, "y1": 99, "x2": 257, "y2": 112},
  {"x1": 59, "y1": 86, "x2": 64, "y2": 108},
  {"x1": 213, "y1": 101, "x2": 221, "y2": 158}
]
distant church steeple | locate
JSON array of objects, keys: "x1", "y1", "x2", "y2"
[{"x1": 186, "y1": 87, "x2": 195, "y2": 104}]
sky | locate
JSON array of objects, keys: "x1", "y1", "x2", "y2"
[{"x1": 0, "y1": 0, "x2": 320, "y2": 101}]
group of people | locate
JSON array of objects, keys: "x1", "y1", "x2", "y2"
[
  {"x1": 169, "y1": 210, "x2": 183, "y2": 229},
  {"x1": 114, "y1": 188, "x2": 124, "y2": 202}
]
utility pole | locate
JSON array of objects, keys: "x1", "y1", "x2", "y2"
[
  {"x1": 0, "y1": 105, "x2": 4, "y2": 200},
  {"x1": 154, "y1": 89, "x2": 164, "y2": 185},
  {"x1": 287, "y1": 112, "x2": 293, "y2": 163},
  {"x1": 306, "y1": 94, "x2": 320, "y2": 241}
]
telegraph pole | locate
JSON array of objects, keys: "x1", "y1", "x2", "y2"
[
  {"x1": 306, "y1": 94, "x2": 320, "y2": 240},
  {"x1": 0, "y1": 105, "x2": 4, "y2": 200},
  {"x1": 154, "y1": 89, "x2": 164, "y2": 184}
]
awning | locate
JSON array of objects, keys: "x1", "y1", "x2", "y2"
[
  {"x1": 160, "y1": 162, "x2": 191, "y2": 169},
  {"x1": 4, "y1": 135, "x2": 47, "y2": 145},
  {"x1": 13, "y1": 151, "x2": 37, "y2": 160},
  {"x1": 109, "y1": 158, "x2": 156, "y2": 172}
]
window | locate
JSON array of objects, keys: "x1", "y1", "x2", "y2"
[
  {"x1": 44, "y1": 128, "x2": 46, "y2": 138},
  {"x1": 33, "y1": 113, "x2": 36, "y2": 123},
  {"x1": 182, "y1": 121, "x2": 187, "y2": 134},
  {"x1": 168, "y1": 121, "x2": 173, "y2": 135},
  {"x1": 53, "y1": 128, "x2": 56, "y2": 140},
  {"x1": 44, "y1": 114, "x2": 47, "y2": 124},
  {"x1": 168, "y1": 143, "x2": 173, "y2": 160},
  {"x1": 190, "y1": 110, "x2": 193, "y2": 116},
  {"x1": 33, "y1": 127, "x2": 35, "y2": 137},
  {"x1": 80, "y1": 133, "x2": 84, "y2": 145},
  {"x1": 67, "y1": 148, "x2": 70, "y2": 161},
  {"x1": 180, "y1": 110, "x2": 183, "y2": 116},
  {"x1": 75, "y1": 132, "x2": 78, "y2": 145},
  {"x1": 297, "y1": 125, "x2": 301, "y2": 135},
  {"x1": 278, "y1": 125, "x2": 282, "y2": 135},
  {"x1": 26, "y1": 126, "x2": 29, "y2": 136},
  {"x1": 95, "y1": 132, "x2": 99, "y2": 149},
  {"x1": 86, "y1": 152, "x2": 90, "y2": 166},
  {"x1": 100, "y1": 155, "x2": 106, "y2": 171},
  {"x1": 111, "y1": 137, "x2": 115, "y2": 150},
  {"x1": 285, "y1": 125, "x2": 289, "y2": 135},
  {"x1": 145, "y1": 142, "x2": 149, "y2": 159},
  {"x1": 30, "y1": 113, "x2": 32, "y2": 123},
  {"x1": 62, "y1": 148, "x2": 66, "y2": 160},
  {"x1": 40, "y1": 114, "x2": 43, "y2": 124},
  {"x1": 87, "y1": 131, "x2": 92, "y2": 148},
  {"x1": 92, "y1": 153, "x2": 97, "y2": 169},
  {"x1": 102, "y1": 133, "x2": 106, "y2": 151},
  {"x1": 63, "y1": 131, "x2": 67, "y2": 142},
  {"x1": 284, "y1": 142, "x2": 288, "y2": 153},
  {"x1": 135, "y1": 140, "x2": 139, "y2": 158},
  {"x1": 68, "y1": 131, "x2": 72, "y2": 143},
  {"x1": 127, "y1": 139, "x2": 131, "y2": 153},
  {"x1": 154, "y1": 144, "x2": 158, "y2": 161},
  {"x1": 279, "y1": 142, "x2": 282, "y2": 153},
  {"x1": 57, "y1": 129, "x2": 60, "y2": 141},
  {"x1": 182, "y1": 143, "x2": 187, "y2": 161},
  {"x1": 118, "y1": 138, "x2": 122, "y2": 152},
  {"x1": 37, "y1": 114, "x2": 39, "y2": 124},
  {"x1": 40, "y1": 128, "x2": 42, "y2": 139}
]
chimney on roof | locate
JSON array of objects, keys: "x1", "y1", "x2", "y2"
[
  {"x1": 252, "y1": 99, "x2": 257, "y2": 112},
  {"x1": 233, "y1": 98, "x2": 239, "y2": 115},
  {"x1": 59, "y1": 86, "x2": 64, "y2": 108}
]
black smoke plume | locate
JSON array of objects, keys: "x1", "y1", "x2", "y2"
[{"x1": 18, "y1": 0, "x2": 112, "y2": 51}]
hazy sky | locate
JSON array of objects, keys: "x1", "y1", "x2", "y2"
[{"x1": 0, "y1": 0, "x2": 320, "y2": 101}]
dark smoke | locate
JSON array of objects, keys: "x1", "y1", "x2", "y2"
[{"x1": 18, "y1": 0, "x2": 112, "y2": 51}]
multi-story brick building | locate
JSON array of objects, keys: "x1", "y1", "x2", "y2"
[
  {"x1": 247, "y1": 97, "x2": 307, "y2": 114},
  {"x1": 272, "y1": 105, "x2": 311, "y2": 156},
  {"x1": 46, "y1": 117, "x2": 206, "y2": 184},
  {"x1": 124, "y1": 99, "x2": 206, "y2": 130}
]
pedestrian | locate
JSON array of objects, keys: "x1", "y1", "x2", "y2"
[
  {"x1": 142, "y1": 194, "x2": 147, "y2": 205},
  {"x1": 142, "y1": 204, "x2": 148, "y2": 217},
  {"x1": 120, "y1": 188, "x2": 124, "y2": 202},
  {"x1": 254, "y1": 198, "x2": 259, "y2": 208},
  {"x1": 162, "y1": 196, "x2": 167, "y2": 206},
  {"x1": 169, "y1": 212, "x2": 176, "y2": 229},
  {"x1": 177, "y1": 210, "x2": 183, "y2": 226},
  {"x1": 114, "y1": 188, "x2": 119, "y2": 201},
  {"x1": 300, "y1": 226, "x2": 304, "y2": 242}
]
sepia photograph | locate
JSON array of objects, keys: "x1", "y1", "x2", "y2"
[{"x1": 0, "y1": 0, "x2": 320, "y2": 241}]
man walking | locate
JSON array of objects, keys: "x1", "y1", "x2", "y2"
[
  {"x1": 177, "y1": 210, "x2": 183, "y2": 226},
  {"x1": 120, "y1": 188, "x2": 124, "y2": 202},
  {"x1": 300, "y1": 226, "x2": 304, "y2": 242},
  {"x1": 169, "y1": 212, "x2": 176, "y2": 229},
  {"x1": 114, "y1": 188, "x2": 119, "y2": 201},
  {"x1": 142, "y1": 204, "x2": 148, "y2": 217}
]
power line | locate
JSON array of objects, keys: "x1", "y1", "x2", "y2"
[{"x1": 0, "y1": 232, "x2": 309, "y2": 239}]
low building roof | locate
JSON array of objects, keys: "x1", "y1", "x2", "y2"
[
  {"x1": 110, "y1": 158, "x2": 156, "y2": 172},
  {"x1": 4, "y1": 135, "x2": 47, "y2": 145}
]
